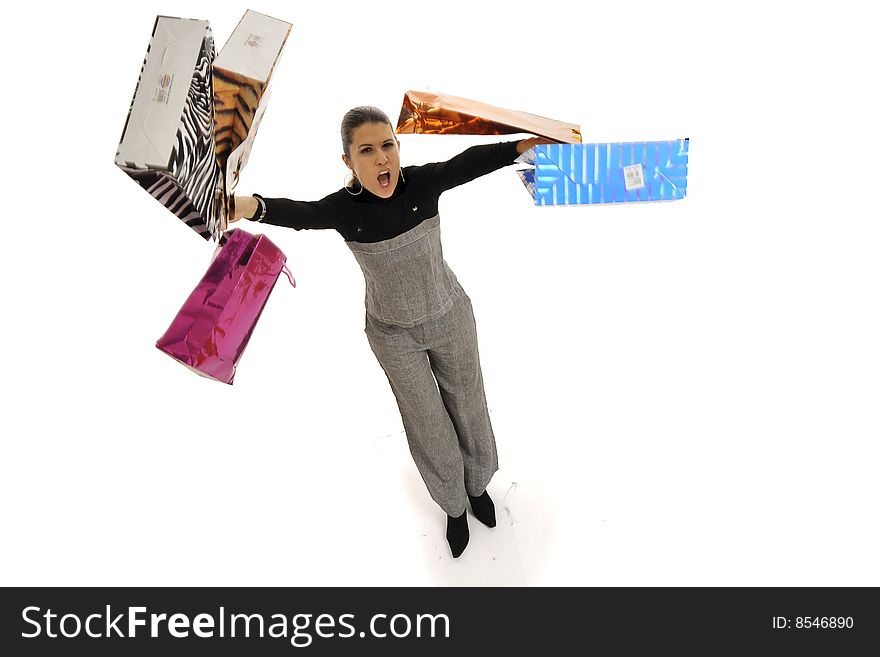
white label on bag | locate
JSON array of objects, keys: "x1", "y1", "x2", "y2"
[
  {"x1": 151, "y1": 73, "x2": 175, "y2": 105},
  {"x1": 623, "y1": 163, "x2": 645, "y2": 191},
  {"x1": 245, "y1": 33, "x2": 264, "y2": 51}
]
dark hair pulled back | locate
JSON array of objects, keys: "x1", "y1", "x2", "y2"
[{"x1": 340, "y1": 106, "x2": 393, "y2": 158}]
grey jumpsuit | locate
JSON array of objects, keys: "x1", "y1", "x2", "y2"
[
  {"x1": 257, "y1": 140, "x2": 520, "y2": 516},
  {"x1": 349, "y1": 216, "x2": 497, "y2": 516}
]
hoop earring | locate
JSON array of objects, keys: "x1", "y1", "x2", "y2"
[{"x1": 344, "y1": 171, "x2": 363, "y2": 196}]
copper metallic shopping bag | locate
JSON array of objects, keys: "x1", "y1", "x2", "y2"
[
  {"x1": 395, "y1": 90, "x2": 582, "y2": 143},
  {"x1": 156, "y1": 228, "x2": 295, "y2": 384}
]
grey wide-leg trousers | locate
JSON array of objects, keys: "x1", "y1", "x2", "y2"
[{"x1": 366, "y1": 285, "x2": 499, "y2": 517}]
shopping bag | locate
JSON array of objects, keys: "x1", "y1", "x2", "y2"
[
  {"x1": 516, "y1": 139, "x2": 689, "y2": 205},
  {"x1": 115, "y1": 15, "x2": 226, "y2": 240},
  {"x1": 156, "y1": 228, "x2": 295, "y2": 384},
  {"x1": 213, "y1": 10, "x2": 293, "y2": 199},
  {"x1": 395, "y1": 90, "x2": 582, "y2": 144}
]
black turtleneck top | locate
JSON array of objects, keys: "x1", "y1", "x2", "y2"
[{"x1": 254, "y1": 140, "x2": 522, "y2": 243}]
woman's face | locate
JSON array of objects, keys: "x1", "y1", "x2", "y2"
[{"x1": 342, "y1": 122, "x2": 401, "y2": 198}]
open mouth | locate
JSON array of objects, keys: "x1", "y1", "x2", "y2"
[{"x1": 377, "y1": 170, "x2": 391, "y2": 187}]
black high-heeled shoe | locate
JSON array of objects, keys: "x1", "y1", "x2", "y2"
[
  {"x1": 446, "y1": 511, "x2": 469, "y2": 558},
  {"x1": 468, "y1": 490, "x2": 496, "y2": 528}
]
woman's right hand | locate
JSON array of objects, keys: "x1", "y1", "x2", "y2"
[{"x1": 231, "y1": 195, "x2": 258, "y2": 223}]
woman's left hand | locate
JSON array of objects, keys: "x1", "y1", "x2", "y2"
[{"x1": 516, "y1": 137, "x2": 557, "y2": 154}]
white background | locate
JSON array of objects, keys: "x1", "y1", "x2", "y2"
[{"x1": 1, "y1": 0, "x2": 877, "y2": 586}]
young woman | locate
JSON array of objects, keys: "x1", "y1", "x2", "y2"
[{"x1": 231, "y1": 106, "x2": 551, "y2": 558}]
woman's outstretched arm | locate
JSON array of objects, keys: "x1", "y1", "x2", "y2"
[
  {"x1": 416, "y1": 137, "x2": 557, "y2": 196},
  {"x1": 229, "y1": 191, "x2": 345, "y2": 231}
]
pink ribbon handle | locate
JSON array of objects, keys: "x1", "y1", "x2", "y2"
[{"x1": 281, "y1": 264, "x2": 296, "y2": 288}]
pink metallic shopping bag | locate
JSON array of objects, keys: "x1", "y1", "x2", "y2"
[{"x1": 156, "y1": 228, "x2": 295, "y2": 384}]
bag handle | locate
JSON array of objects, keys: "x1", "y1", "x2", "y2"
[
  {"x1": 213, "y1": 228, "x2": 296, "y2": 287},
  {"x1": 281, "y1": 264, "x2": 296, "y2": 288}
]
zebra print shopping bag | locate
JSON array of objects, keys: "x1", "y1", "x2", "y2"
[
  {"x1": 115, "y1": 16, "x2": 226, "y2": 241},
  {"x1": 156, "y1": 228, "x2": 295, "y2": 384}
]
